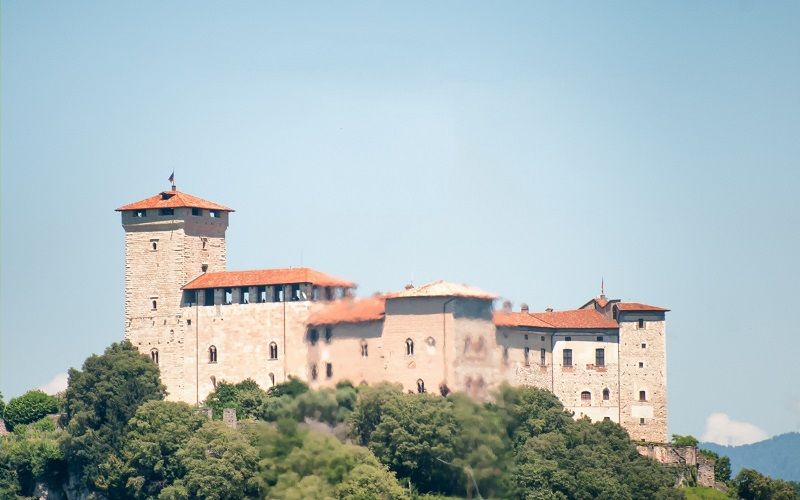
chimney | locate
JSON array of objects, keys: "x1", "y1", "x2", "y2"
[
  {"x1": 521, "y1": 303, "x2": 529, "y2": 313},
  {"x1": 502, "y1": 300, "x2": 512, "y2": 312}
]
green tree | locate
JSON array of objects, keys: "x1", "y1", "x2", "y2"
[
  {"x1": 0, "y1": 418, "x2": 67, "y2": 496},
  {"x1": 203, "y1": 378, "x2": 269, "y2": 420},
  {"x1": 62, "y1": 340, "x2": 165, "y2": 489},
  {"x1": 734, "y1": 468, "x2": 798, "y2": 500},
  {"x1": 0, "y1": 391, "x2": 6, "y2": 419},
  {"x1": 174, "y1": 420, "x2": 260, "y2": 499},
  {"x1": 3, "y1": 390, "x2": 59, "y2": 430},
  {"x1": 671, "y1": 434, "x2": 699, "y2": 447},
  {"x1": 96, "y1": 400, "x2": 207, "y2": 498},
  {"x1": 267, "y1": 376, "x2": 309, "y2": 398}
]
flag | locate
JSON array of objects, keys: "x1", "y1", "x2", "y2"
[{"x1": 168, "y1": 171, "x2": 175, "y2": 184}]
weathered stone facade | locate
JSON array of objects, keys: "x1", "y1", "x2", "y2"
[{"x1": 119, "y1": 188, "x2": 670, "y2": 442}]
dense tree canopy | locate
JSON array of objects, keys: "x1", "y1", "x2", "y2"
[
  {"x1": 3, "y1": 390, "x2": 59, "y2": 430},
  {"x1": 62, "y1": 340, "x2": 165, "y2": 488}
]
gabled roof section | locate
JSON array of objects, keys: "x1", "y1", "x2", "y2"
[
  {"x1": 615, "y1": 302, "x2": 670, "y2": 312},
  {"x1": 392, "y1": 280, "x2": 497, "y2": 300},
  {"x1": 494, "y1": 308, "x2": 619, "y2": 330},
  {"x1": 116, "y1": 189, "x2": 234, "y2": 212},
  {"x1": 307, "y1": 296, "x2": 386, "y2": 326},
  {"x1": 493, "y1": 311, "x2": 553, "y2": 328},
  {"x1": 183, "y1": 268, "x2": 355, "y2": 290},
  {"x1": 579, "y1": 295, "x2": 619, "y2": 310}
]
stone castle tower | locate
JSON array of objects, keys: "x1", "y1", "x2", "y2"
[{"x1": 117, "y1": 187, "x2": 232, "y2": 401}]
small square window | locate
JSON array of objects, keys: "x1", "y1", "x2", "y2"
[
  {"x1": 209, "y1": 210, "x2": 220, "y2": 218},
  {"x1": 638, "y1": 362, "x2": 644, "y2": 368},
  {"x1": 565, "y1": 336, "x2": 572, "y2": 341},
  {"x1": 640, "y1": 418, "x2": 646, "y2": 425},
  {"x1": 641, "y1": 343, "x2": 647, "y2": 349},
  {"x1": 524, "y1": 334, "x2": 529, "y2": 340},
  {"x1": 191, "y1": 207, "x2": 201, "y2": 216},
  {"x1": 159, "y1": 208, "x2": 174, "y2": 216},
  {"x1": 540, "y1": 336, "x2": 545, "y2": 341},
  {"x1": 597, "y1": 336, "x2": 603, "y2": 342}
]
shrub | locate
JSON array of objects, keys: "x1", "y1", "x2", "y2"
[{"x1": 3, "y1": 391, "x2": 59, "y2": 429}]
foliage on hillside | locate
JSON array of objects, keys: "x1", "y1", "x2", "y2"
[
  {"x1": 2, "y1": 391, "x2": 59, "y2": 430},
  {"x1": 8, "y1": 340, "x2": 789, "y2": 499},
  {"x1": 700, "y1": 433, "x2": 800, "y2": 482}
]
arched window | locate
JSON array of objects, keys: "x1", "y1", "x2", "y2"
[
  {"x1": 360, "y1": 340, "x2": 368, "y2": 358},
  {"x1": 310, "y1": 364, "x2": 318, "y2": 380},
  {"x1": 269, "y1": 342, "x2": 278, "y2": 360},
  {"x1": 150, "y1": 349, "x2": 159, "y2": 364},
  {"x1": 208, "y1": 345, "x2": 217, "y2": 363},
  {"x1": 269, "y1": 373, "x2": 275, "y2": 387},
  {"x1": 152, "y1": 241, "x2": 158, "y2": 251},
  {"x1": 416, "y1": 379, "x2": 425, "y2": 393},
  {"x1": 152, "y1": 300, "x2": 157, "y2": 310},
  {"x1": 309, "y1": 329, "x2": 319, "y2": 345},
  {"x1": 405, "y1": 338, "x2": 414, "y2": 356},
  {"x1": 581, "y1": 391, "x2": 591, "y2": 401},
  {"x1": 603, "y1": 388, "x2": 610, "y2": 401},
  {"x1": 524, "y1": 346, "x2": 530, "y2": 366}
]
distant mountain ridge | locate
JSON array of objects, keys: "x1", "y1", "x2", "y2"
[{"x1": 700, "y1": 432, "x2": 800, "y2": 482}]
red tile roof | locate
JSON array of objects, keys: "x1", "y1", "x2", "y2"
[
  {"x1": 183, "y1": 268, "x2": 355, "y2": 290},
  {"x1": 393, "y1": 281, "x2": 497, "y2": 300},
  {"x1": 494, "y1": 308, "x2": 619, "y2": 330},
  {"x1": 307, "y1": 296, "x2": 386, "y2": 326},
  {"x1": 116, "y1": 190, "x2": 234, "y2": 212},
  {"x1": 616, "y1": 302, "x2": 670, "y2": 312}
]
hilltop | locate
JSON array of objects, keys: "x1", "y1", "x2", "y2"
[{"x1": 701, "y1": 433, "x2": 800, "y2": 482}]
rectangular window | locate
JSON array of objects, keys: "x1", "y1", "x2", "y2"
[
  {"x1": 224, "y1": 289, "x2": 233, "y2": 305},
  {"x1": 563, "y1": 349, "x2": 573, "y2": 367},
  {"x1": 638, "y1": 319, "x2": 645, "y2": 329},
  {"x1": 183, "y1": 290, "x2": 197, "y2": 305},
  {"x1": 640, "y1": 417, "x2": 646, "y2": 425},
  {"x1": 524, "y1": 347, "x2": 530, "y2": 366},
  {"x1": 540, "y1": 336, "x2": 545, "y2": 342},
  {"x1": 191, "y1": 207, "x2": 201, "y2": 216},
  {"x1": 209, "y1": 210, "x2": 220, "y2": 218},
  {"x1": 204, "y1": 289, "x2": 215, "y2": 306},
  {"x1": 291, "y1": 284, "x2": 301, "y2": 301},
  {"x1": 275, "y1": 286, "x2": 284, "y2": 302},
  {"x1": 597, "y1": 336, "x2": 604, "y2": 342},
  {"x1": 240, "y1": 289, "x2": 249, "y2": 304},
  {"x1": 159, "y1": 208, "x2": 174, "y2": 216},
  {"x1": 639, "y1": 390, "x2": 646, "y2": 401},
  {"x1": 595, "y1": 348, "x2": 605, "y2": 367},
  {"x1": 132, "y1": 209, "x2": 147, "y2": 217},
  {"x1": 641, "y1": 343, "x2": 647, "y2": 349},
  {"x1": 565, "y1": 336, "x2": 572, "y2": 341},
  {"x1": 325, "y1": 363, "x2": 333, "y2": 379},
  {"x1": 638, "y1": 361, "x2": 644, "y2": 368},
  {"x1": 540, "y1": 348, "x2": 546, "y2": 366},
  {"x1": 325, "y1": 327, "x2": 332, "y2": 344},
  {"x1": 258, "y1": 286, "x2": 267, "y2": 303}
]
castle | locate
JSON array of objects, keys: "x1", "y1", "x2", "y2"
[{"x1": 118, "y1": 186, "x2": 669, "y2": 442}]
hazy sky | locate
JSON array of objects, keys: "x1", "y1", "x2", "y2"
[{"x1": 2, "y1": 1, "x2": 798, "y2": 442}]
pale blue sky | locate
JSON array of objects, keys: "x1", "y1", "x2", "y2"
[{"x1": 2, "y1": 1, "x2": 798, "y2": 440}]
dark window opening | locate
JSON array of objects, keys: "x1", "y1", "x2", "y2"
[
  {"x1": 540, "y1": 348, "x2": 546, "y2": 366},
  {"x1": 209, "y1": 210, "x2": 220, "y2": 218},
  {"x1": 151, "y1": 349, "x2": 159, "y2": 364},
  {"x1": 187, "y1": 319, "x2": 191, "y2": 326},
  {"x1": 151, "y1": 241, "x2": 158, "y2": 251},
  {"x1": 159, "y1": 208, "x2": 174, "y2": 216},
  {"x1": 638, "y1": 319, "x2": 645, "y2": 329},
  {"x1": 581, "y1": 391, "x2": 591, "y2": 401},
  {"x1": 639, "y1": 390, "x2": 647, "y2": 401},
  {"x1": 406, "y1": 338, "x2": 414, "y2": 355},
  {"x1": 325, "y1": 363, "x2": 333, "y2": 379},
  {"x1": 595, "y1": 348, "x2": 605, "y2": 367},
  {"x1": 563, "y1": 349, "x2": 573, "y2": 367},
  {"x1": 241, "y1": 289, "x2": 249, "y2": 304},
  {"x1": 324, "y1": 327, "x2": 332, "y2": 344},
  {"x1": 309, "y1": 329, "x2": 319, "y2": 345},
  {"x1": 291, "y1": 284, "x2": 301, "y2": 301},
  {"x1": 204, "y1": 289, "x2": 215, "y2": 306},
  {"x1": 152, "y1": 300, "x2": 157, "y2": 310},
  {"x1": 311, "y1": 364, "x2": 318, "y2": 380},
  {"x1": 258, "y1": 286, "x2": 267, "y2": 303},
  {"x1": 502, "y1": 346, "x2": 509, "y2": 363},
  {"x1": 209, "y1": 345, "x2": 217, "y2": 363},
  {"x1": 565, "y1": 336, "x2": 572, "y2": 341},
  {"x1": 269, "y1": 342, "x2": 278, "y2": 359},
  {"x1": 639, "y1": 361, "x2": 644, "y2": 368},
  {"x1": 640, "y1": 417, "x2": 646, "y2": 425},
  {"x1": 184, "y1": 290, "x2": 197, "y2": 305},
  {"x1": 275, "y1": 286, "x2": 284, "y2": 302},
  {"x1": 133, "y1": 209, "x2": 147, "y2": 217},
  {"x1": 540, "y1": 335, "x2": 545, "y2": 341},
  {"x1": 191, "y1": 207, "x2": 201, "y2": 216},
  {"x1": 417, "y1": 379, "x2": 425, "y2": 393},
  {"x1": 361, "y1": 341, "x2": 368, "y2": 357},
  {"x1": 201, "y1": 238, "x2": 207, "y2": 250},
  {"x1": 641, "y1": 343, "x2": 647, "y2": 349},
  {"x1": 524, "y1": 334, "x2": 529, "y2": 340},
  {"x1": 603, "y1": 388, "x2": 610, "y2": 401},
  {"x1": 524, "y1": 346, "x2": 530, "y2": 366},
  {"x1": 597, "y1": 336, "x2": 604, "y2": 342}
]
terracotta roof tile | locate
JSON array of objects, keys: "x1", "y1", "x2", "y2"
[
  {"x1": 392, "y1": 280, "x2": 496, "y2": 300},
  {"x1": 307, "y1": 296, "x2": 386, "y2": 326},
  {"x1": 616, "y1": 302, "x2": 670, "y2": 312},
  {"x1": 494, "y1": 308, "x2": 619, "y2": 330},
  {"x1": 183, "y1": 268, "x2": 354, "y2": 290},
  {"x1": 116, "y1": 190, "x2": 234, "y2": 212}
]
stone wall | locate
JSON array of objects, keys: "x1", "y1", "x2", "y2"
[{"x1": 636, "y1": 444, "x2": 715, "y2": 488}]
